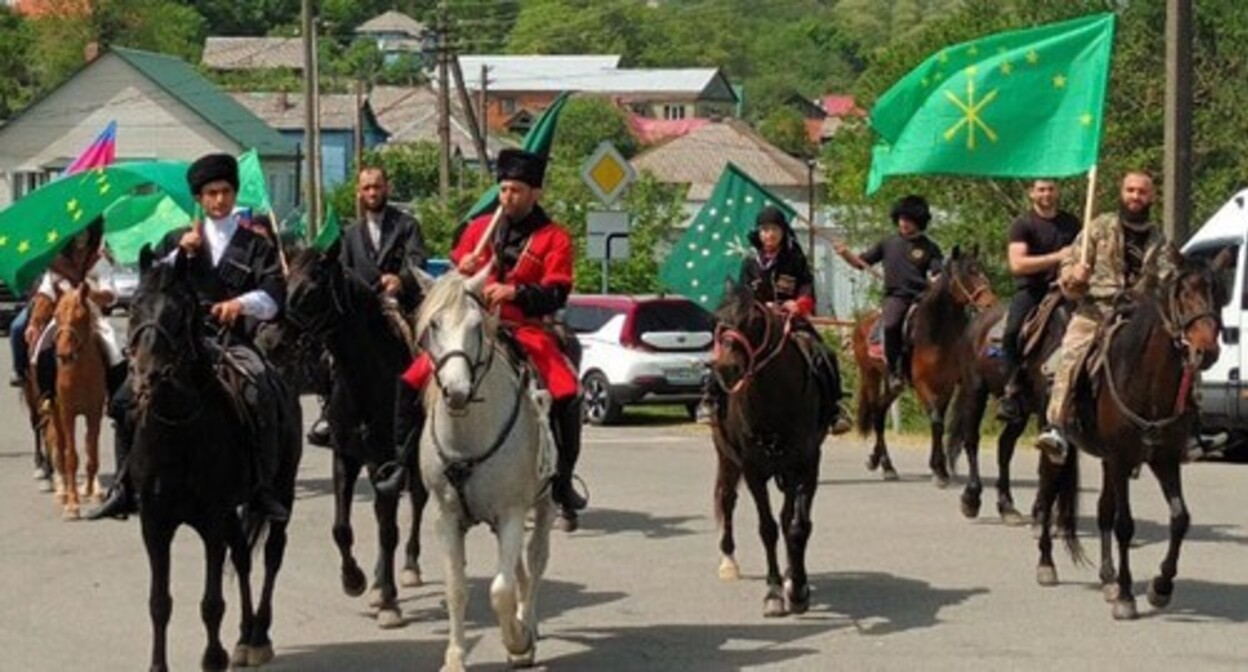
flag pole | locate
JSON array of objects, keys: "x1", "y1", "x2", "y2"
[
  {"x1": 469, "y1": 205, "x2": 504, "y2": 261},
  {"x1": 1080, "y1": 165, "x2": 1098, "y2": 265}
]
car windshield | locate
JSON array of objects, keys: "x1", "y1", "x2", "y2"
[{"x1": 634, "y1": 301, "x2": 714, "y2": 335}]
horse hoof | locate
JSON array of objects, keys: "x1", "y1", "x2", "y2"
[
  {"x1": 37, "y1": 479, "x2": 52, "y2": 493},
  {"x1": 932, "y1": 474, "x2": 950, "y2": 489},
  {"x1": 999, "y1": 507, "x2": 1026, "y2": 527},
  {"x1": 507, "y1": 627, "x2": 537, "y2": 668},
  {"x1": 341, "y1": 565, "x2": 367, "y2": 597},
  {"x1": 1112, "y1": 598, "x2": 1138, "y2": 621},
  {"x1": 54, "y1": 491, "x2": 67, "y2": 504},
  {"x1": 366, "y1": 587, "x2": 385, "y2": 609},
  {"x1": 866, "y1": 455, "x2": 881, "y2": 472},
  {"x1": 248, "y1": 643, "x2": 274, "y2": 667},
  {"x1": 960, "y1": 495, "x2": 982, "y2": 519},
  {"x1": 785, "y1": 580, "x2": 810, "y2": 615},
  {"x1": 718, "y1": 556, "x2": 740, "y2": 582},
  {"x1": 201, "y1": 644, "x2": 230, "y2": 671},
  {"x1": 31, "y1": 468, "x2": 46, "y2": 481},
  {"x1": 400, "y1": 567, "x2": 424, "y2": 588},
  {"x1": 377, "y1": 606, "x2": 403, "y2": 629},
  {"x1": 763, "y1": 594, "x2": 787, "y2": 618},
  {"x1": 62, "y1": 505, "x2": 80, "y2": 521},
  {"x1": 1148, "y1": 578, "x2": 1173, "y2": 609},
  {"x1": 882, "y1": 467, "x2": 900, "y2": 482},
  {"x1": 230, "y1": 644, "x2": 250, "y2": 667},
  {"x1": 1102, "y1": 583, "x2": 1120, "y2": 603},
  {"x1": 1036, "y1": 565, "x2": 1059, "y2": 587}
]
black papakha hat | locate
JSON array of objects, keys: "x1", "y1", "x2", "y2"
[
  {"x1": 749, "y1": 205, "x2": 795, "y2": 249},
  {"x1": 187, "y1": 153, "x2": 239, "y2": 195},
  {"x1": 495, "y1": 149, "x2": 547, "y2": 188},
  {"x1": 890, "y1": 194, "x2": 932, "y2": 230}
]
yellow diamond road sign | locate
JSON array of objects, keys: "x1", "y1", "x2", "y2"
[{"x1": 580, "y1": 141, "x2": 635, "y2": 206}]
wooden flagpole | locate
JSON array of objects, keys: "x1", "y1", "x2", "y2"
[{"x1": 1080, "y1": 165, "x2": 1098, "y2": 265}]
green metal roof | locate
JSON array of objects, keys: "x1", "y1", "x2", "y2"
[{"x1": 113, "y1": 47, "x2": 297, "y2": 158}]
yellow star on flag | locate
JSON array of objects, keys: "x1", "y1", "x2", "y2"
[
  {"x1": 17, "y1": 240, "x2": 31, "y2": 254},
  {"x1": 1026, "y1": 49, "x2": 1040, "y2": 64},
  {"x1": 938, "y1": 51, "x2": 949, "y2": 64},
  {"x1": 66, "y1": 198, "x2": 79, "y2": 213},
  {"x1": 46, "y1": 229, "x2": 59, "y2": 244},
  {"x1": 1000, "y1": 61, "x2": 1014, "y2": 75},
  {"x1": 1053, "y1": 74, "x2": 1067, "y2": 89},
  {"x1": 0, "y1": 236, "x2": 8, "y2": 247},
  {"x1": 1080, "y1": 113, "x2": 1094, "y2": 126},
  {"x1": 967, "y1": 45, "x2": 979, "y2": 57},
  {"x1": 965, "y1": 65, "x2": 978, "y2": 76}
]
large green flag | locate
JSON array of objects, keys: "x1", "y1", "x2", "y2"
[
  {"x1": 0, "y1": 161, "x2": 192, "y2": 289},
  {"x1": 236, "y1": 149, "x2": 274, "y2": 215},
  {"x1": 659, "y1": 163, "x2": 797, "y2": 310},
  {"x1": 462, "y1": 91, "x2": 572, "y2": 222},
  {"x1": 102, "y1": 194, "x2": 192, "y2": 264},
  {"x1": 866, "y1": 13, "x2": 1115, "y2": 194}
]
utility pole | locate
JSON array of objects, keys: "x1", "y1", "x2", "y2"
[
  {"x1": 300, "y1": 0, "x2": 319, "y2": 240},
  {"x1": 436, "y1": 1, "x2": 451, "y2": 201},
  {"x1": 310, "y1": 16, "x2": 323, "y2": 236},
  {"x1": 1164, "y1": 0, "x2": 1193, "y2": 242},
  {"x1": 479, "y1": 65, "x2": 490, "y2": 173},
  {"x1": 354, "y1": 77, "x2": 365, "y2": 220},
  {"x1": 450, "y1": 54, "x2": 490, "y2": 181}
]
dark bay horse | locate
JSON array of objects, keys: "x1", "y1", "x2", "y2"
[
  {"x1": 850, "y1": 246, "x2": 997, "y2": 485},
  {"x1": 1038, "y1": 248, "x2": 1229, "y2": 620},
  {"x1": 948, "y1": 293, "x2": 1068, "y2": 523},
  {"x1": 129, "y1": 248, "x2": 302, "y2": 670},
  {"x1": 283, "y1": 243, "x2": 427, "y2": 628},
  {"x1": 712, "y1": 282, "x2": 838, "y2": 617}
]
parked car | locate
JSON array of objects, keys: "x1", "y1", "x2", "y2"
[
  {"x1": 107, "y1": 262, "x2": 140, "y2": 315},
  {"x1": 565, "y1": 294, "x2": 715, "y2": 425}
]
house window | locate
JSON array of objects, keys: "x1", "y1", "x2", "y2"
[
  {"x1": 12, "y1": 170, "x2": 52, "y2": 201},
  {"x1": 663, "y1": 104, "x2": 686, "y2": 120},
  {"x1": 500, "y1": 97, "x2": 517, "y2": 115}
]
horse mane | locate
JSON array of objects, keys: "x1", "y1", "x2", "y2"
[
  {"x1": 913, "y1": 270, "x2": 967, "y2": 346},
  {"x1": 416, "y1": 272, "x2": 472, "y2": 338}
]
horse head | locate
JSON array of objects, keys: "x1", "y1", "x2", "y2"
[
  {"x1": 286, "y1": 240, "x2": 351, "y2": 339},
  {"x1": 945, "y1": 245, "x2": 997, "y2": 309},
  {"x1": 128, "y1": 246, "x2": 205, "y2": 413},
  {"x1": 711, "y1": 279, "x2": 779, "y2": 394},
  {"x1": 1144, "y1": 244, "x2": 1231, "y2": 371},
  {"x1": 54, "y1": 282, "x2": 94, "y2": 365},
  {"x1": 416, "y1": 265, "x2": 495, "y2": 411}
]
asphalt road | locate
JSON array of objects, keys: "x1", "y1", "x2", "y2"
[{"x1": 1, "y1": 343, "x2": 1246, "y2": 671}]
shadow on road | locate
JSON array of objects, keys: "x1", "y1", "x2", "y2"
[
  {"x1": 1150, "y1": 578, "x2": 1248, "y2": 622},
  {"x1": 551, "y1": 621, "x2": 827, "y2": 670},
  {"x1": 268, "y1": 638, "x2": 452, "y2": 671},
  {"x1": 574, "y1": 506, "x2": 703, "y2": 539},
  {"x1": 1073, "y1": 515, "x2": 1248, "y2": 547},
  {"x1": 398, "y1": 577, "x2": 628, "y2": 630},
  {"x1": 805, "y1": 570, "x2": 989, "y2": 636}
]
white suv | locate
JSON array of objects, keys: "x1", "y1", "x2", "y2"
[{"x1": 565, "y1": 294, "x2": 715, "y2": 425}]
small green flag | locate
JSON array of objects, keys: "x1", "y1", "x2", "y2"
[
  {"x1": 236, "y1": 149, "x2": 274, "y2": 215},
  {"x1": 103, "y1": 193, "x2": 192, "y2": 264},
  {"x1": 312, "y1": 204, "x2": 341, "y2": 251},
  {"x1": 463, "y1": 91, "x2": 572, "y2": 222},
  {"x1": 866, "y1": 13, "x2": 1115, "y2": 194},
  {"x1": 659, "y1": 163, "x2": 797, "y2": 310}
]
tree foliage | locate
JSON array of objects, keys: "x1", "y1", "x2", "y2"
[
  {"x1": 759, "y1": 105, "x2": 815, "y2": 159},
  {"x1": 0, "y1": 8, "x2": 38, "y2": 119},
  {"x1": 550, "y1": 95, "x2": 639, "y2": 161}
]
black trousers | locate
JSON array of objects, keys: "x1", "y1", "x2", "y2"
[
  {"x1": 1003, "y1": 287, "x2": 1046, "y2": 375},
  {"x1": 881, "y1": 296, "x2": 910, "y2": 375}
]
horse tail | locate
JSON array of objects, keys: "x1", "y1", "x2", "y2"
[
  {"x1": 1053, "y1": 447, "x2": 1088, "y2": 566},
  {"x1": 245, "y1": 512, "x2": 272, "y2": 563},
  {"x1": 851, "y1": 317, "x2": 880, "y2": 437}
]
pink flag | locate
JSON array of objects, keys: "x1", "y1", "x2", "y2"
[{"x1": 64, "y1": 121, "x2": 116, "y2": 175}]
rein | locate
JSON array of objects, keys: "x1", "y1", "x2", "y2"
[
  {"x1": 714, "y1": 300, "x2": 792, "y2": 395},
  {"x1": 129, "y1": 319, "x2": 205, "y2": 426}
]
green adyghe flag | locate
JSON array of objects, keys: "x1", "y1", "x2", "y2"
[
  {"x1": 462, "y1": 91, "x2": 572, "y2": 222},
  {"x1": 313, "y1": 204, "x2": 341, "y2": 251},
  {"x1": 659, "y1": 163, "x2": 797, "y2": 310},
  {"x1": 866, "y1": 13, "x2": 1115, "y2": 194},
  {"x1": 236, "y1": 149, "x2": 274, "y2": 215}
]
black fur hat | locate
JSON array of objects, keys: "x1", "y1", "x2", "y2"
[
  {"x1": 890, "y1": 194, "x2": 931, "y2": 230},
  {"x1": 748, "y1": 205, "x2": 794, "y2": 250},
  {"x1": 496, "y1": 148, "x2": 547, "y2": 188},
  {"x1": 187, "y1": 153, "x2": 239, "y2": 195}
]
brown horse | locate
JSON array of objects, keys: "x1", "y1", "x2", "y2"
[
  {"x1": 947, "y1": 293, "x2": 1068, "y2": 523},
  {"x1": 1037, "y1": 248, "x2": 1229, "y2": 620},
  {"x1": 20, "y1": 293, "x2": 56, "y2": 491},
  {"x1": 851, "y1": 246, "x2": 997, "y2": 485},
  {"x1": 47, "y1": 284, "x2": 107, "y2": 519}
]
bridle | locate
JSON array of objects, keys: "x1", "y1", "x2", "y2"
[
  {"x1": 713, "y1": 299, "x2": 792, "y2": 395},
  {"x1": 128, "y1": 305, "x2": 205, "y2": 426},
  {"x1": 286, "y1": 262, "x2": 352, "y2": 341},
  {"x1": 948, "y1": 260, "x2": 993, "y2": 308},
  {"x1": 420, "y1": 292, "x2": 499, "y2": 408}
]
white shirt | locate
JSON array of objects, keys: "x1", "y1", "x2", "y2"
[
  {"x1": 365, "y1": 210, "x2": 383, "y2": 250},
  {"x1": 164, "y1": 211, "x2": 279, "y2": 321}
]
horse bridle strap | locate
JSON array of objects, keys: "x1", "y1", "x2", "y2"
[
  {"x1": 1100, "y1": 317, "x2": 1191, "y2": 445},
  {"x1": 430, "y1": 365, "x2": 529, "y2": 529},
  {"x1": 715, "y1": 301, "x2": 793, "y2": 395},
  {"x1": 128, "y1": 320, "x2": 206, "y2": 426}
]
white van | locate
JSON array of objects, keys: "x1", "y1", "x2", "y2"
[{"x1": 1181, "y1": 189, "x2": 1247, "y2": 438}]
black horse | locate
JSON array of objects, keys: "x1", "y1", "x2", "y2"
[
  {"x1": 128, "y1": 248, "x2": 302, "y2": 670},
  {"x1": 948, "y1": 292, "x2": 1068, "y2": 523},
  {"x1": 1038, "y1": 248, "x2": 1229, "y2": 620},
  {"x1": 283, "y1": 243, "x2": 427, "y2": 628},
  {"x1": 710, "y1": 281, "x2": 838, "y2": 617}
]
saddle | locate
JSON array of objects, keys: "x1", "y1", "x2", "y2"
[
  {"x1": 1019, "y1": 290, "x2": 1067, "y2": 360},
  {"x1": 790, "y1": 326, "x2": 843, "y2": 427},
  {"x1": 867, "y1": 304, "x2": 918, "y2": 363}
]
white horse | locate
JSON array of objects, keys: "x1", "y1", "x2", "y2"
[{"x1": 415, "y1": 267, "x2": 556, "y2": 672}]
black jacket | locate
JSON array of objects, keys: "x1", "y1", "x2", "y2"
[
  {"x1": 739, "y1": 241, "x2": 815, "y2": 306},
  {"x1": 341, "y1": 205, "x2": 429, "y2": 311}
]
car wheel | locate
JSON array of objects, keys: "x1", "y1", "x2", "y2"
[{"x1": 582, "y1": 371, "x2": 622, "y2": 426}]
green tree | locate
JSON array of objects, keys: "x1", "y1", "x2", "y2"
[
  {"x1": 550, "y1": 95, "x2": 639, "y2": 162},
  {"x1": 759, "y1": 105, "x2": 815, "y2": 158},
  {"x1": 0, "y1": 8, "x2": 38, "y2": 119}
]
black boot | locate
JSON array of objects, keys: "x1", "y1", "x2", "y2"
[
  {"x1": 249, "y1": 424, "x2": 290, "y2": 523},
  {"x1": 996, "y1": 368, "x2": 1026, "y2": 423},
  {"x1": 374, "y1": 380, "x2": 424, "y2": 497},
  {"x1": 550, "y1": 395, "x2": 587, "y2": 531},
  {"x1": 306, "y1": 412, "x2": 332, "y2": 448},
  {"x1": 105, "y1": 362, "x2": 128, "y2": 400},
  {"x1": 86, "y1": 408, "x2": 137, "y2": 521}
]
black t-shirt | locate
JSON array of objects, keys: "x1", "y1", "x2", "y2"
[
  {"x1": 859, "y1": 234, "x2": 943, "y2": 300},
  {"x1": 1123, "y1": 226, "x2": 1150, "y2": 287},
  {"x1": 1008, "y1": 210, "x2": 1081, "y2": 292}
]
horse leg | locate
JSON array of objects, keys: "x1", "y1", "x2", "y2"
[
  {"x1": 244, "y1": 519, "x2": 287, "y2": 667},
  {"x1": 369, "y1": 482, "x2": 403, "y2": 629},
  {"x1": 875, "y1": 390, "x2": 900, "y2": 481},
  {"x1": 331, "y1": 454, "x2": 367, "y2": 598},
  {"x1": 743, "y1": 471, "x2": 784, "y2": 617},
  {"x1": 197, "y1": 521, "x2": 231, "y2": 671},
  {"x1": 925, "y1": 393, "x2": 953, "y2": 488},
  {"x1": 142, "y1": 516, "x2": 174, "y2": 672},
  {"x1": 518, "y1": 497, "x2": 553, "y2": 648},
  {"x1": 437, "y1": 510, "x2": 470, "y2": 672},
  {"x1": 401, "y1": 471, "x2": 429, "y2": 588},
  {"x1": 492, "y1": 513, "x2": 537, "y2": 665},
  {"x1": 1146, "y1": 457, "x2": 1189, "y2": 610},
  {"x1": 1109, "y1": 463, "x2": 1138, "y2": 620},
  {"x1": 226, "y1": 516, "x2": 257, "y2": 668},
  {"x1": 1034, "y1": 455, "x2": 1061, "y2": 586},
  {"x1": 85, "y1": 411, "x2": 102, "y2": 502},
  {"x1": 714, "y1": 447, "x2": 743, "y2": 581},
  {"x1": 782, "y1": 467, "x2": 818, "y2": 615},
  {"x1": 60, "y1": 413, "x2": 80, "y2": 519},
  {"x1": 996, "y1": 419, "x2": 1027, "y2": 525},
  {"x1": 1096, "y1": 464, "x2": 1118, "y2": 601},
  {"x1": 959, "y1": 386, "x2": 989, "y2": 519}
]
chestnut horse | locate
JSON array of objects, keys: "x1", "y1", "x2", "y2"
[
  {"x1": 1037, "y1": 248, "x2": 1229, "y2": 620},
  {"x1": 20, "y1": 293, "x2": 56, "y2": 491},
  {"x1": 850, "y1": 246, "x2": 996, "y2": 485},
  {"x1": 48, "y1": 283, "x2": 108, "y2": 519}
]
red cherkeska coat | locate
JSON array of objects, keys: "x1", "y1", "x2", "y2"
[{"x1": 401, "y1": 211, "x2": 579, "y2": 400}]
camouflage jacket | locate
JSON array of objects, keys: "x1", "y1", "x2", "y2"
[{"x1": 1058, "y1": 212, "x2": 1174, "y2": 320}]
